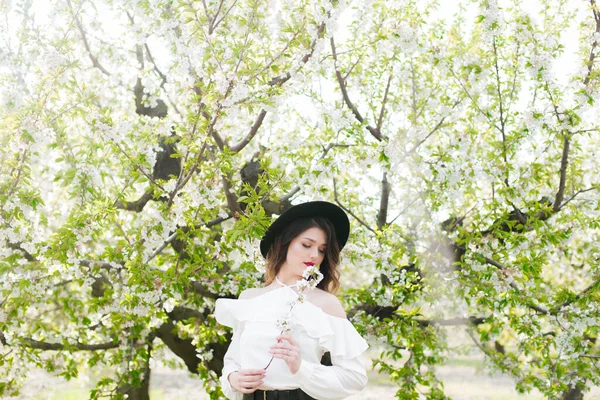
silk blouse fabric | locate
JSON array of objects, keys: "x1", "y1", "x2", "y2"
[{"x1": 214, "y1": 284, "x2": 369, "y2": 400}]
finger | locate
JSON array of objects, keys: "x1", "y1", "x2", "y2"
[
  {"x1": 240, "y1": 375, "x2": 264, "y2": 383},
  {"x1": 239, "y1": 373, "x2": 266, "y2": 381},
  {"x1": 246, "y1": 381, "x2": 263, "y2": 389},
  {"x1": 276, "y1": 334, "x2": 297, "y2": 346},
  {"x1": 240, "y1": 369, "x2": 267, "y2": 376},
  {"x1": 240, "y1": 381, "x2": 263, "y2": 391},
  {"x1": 269, "y1": 349, "x2": 299, "y2": 358},
  {"x1": 269, "y1": 344, "x2": 291, "y2": 352}
]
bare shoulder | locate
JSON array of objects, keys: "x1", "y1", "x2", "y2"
[
  {"x1": 308, "y1": 289, "x2": 347, "y2": 319},
  {"x1": 239, "y1": 287, "x2": 270, "y2": 300}
]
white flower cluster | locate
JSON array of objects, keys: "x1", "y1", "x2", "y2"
[
  {"x1": 479, "y1": 0, "x2": 504, "y2": 39},
  {"x1": 274, "y1": 266, "x2": 323, "y2": 333}
]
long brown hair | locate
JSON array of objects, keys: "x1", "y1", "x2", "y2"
[{"x1": 264, "y1": 217, "x2": 341, "y2": 294}]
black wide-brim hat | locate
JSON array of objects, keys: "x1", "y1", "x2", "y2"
[{"x1": 260, "y1": 201, "x2": 350, "y2": 258}]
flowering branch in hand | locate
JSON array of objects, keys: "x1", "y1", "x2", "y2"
[{"x1": 264, "y1": 266, "x2": 323, "y2": 370}]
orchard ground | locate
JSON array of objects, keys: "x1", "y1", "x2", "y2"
[{"x1": 12, "y1": 351, "x2": 600, "y2": 400}]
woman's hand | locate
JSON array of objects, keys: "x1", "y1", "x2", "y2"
[
  {"x1": 268, "y1": 334, "x2": 302, "y2": 374},
  {"x1": 228, "y1": 369, "x2": 265, "y2": 394}
]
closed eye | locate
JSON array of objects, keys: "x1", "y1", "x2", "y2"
[{"x1": 303, "y1": 244, "x2": 326, "y2": 254}]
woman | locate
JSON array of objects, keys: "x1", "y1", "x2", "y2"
[{"x1": 215, "y1": 201, "x2": 368, "y2": 400}]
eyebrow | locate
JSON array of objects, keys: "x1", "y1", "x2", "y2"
[{"x1": 302, "y1": 238, "x2": 327, "y2": 246}]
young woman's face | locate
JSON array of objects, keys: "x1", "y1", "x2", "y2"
[{"x1": 280, "y1": 227, "x2": 327, "y2": 278}]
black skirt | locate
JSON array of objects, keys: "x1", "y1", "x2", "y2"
[{"x1": 242, "y1": 389, "x2": 316, "y2": 400}]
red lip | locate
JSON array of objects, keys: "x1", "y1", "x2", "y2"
[{"x1": 304, "y1": 262, "x2": 315, "y2": 266}]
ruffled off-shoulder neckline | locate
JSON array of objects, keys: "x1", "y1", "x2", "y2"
[{"x1": 215, "y1": 286, "x2": 369, "y2": 359}]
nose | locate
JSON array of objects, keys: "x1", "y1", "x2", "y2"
[{"x1": 310, "y1": 247, "x2": 319, "y2": 259}]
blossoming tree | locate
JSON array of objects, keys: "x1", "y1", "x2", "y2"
[{"x1": 1, "y1": 0, "x2": 599, "y2": 399}]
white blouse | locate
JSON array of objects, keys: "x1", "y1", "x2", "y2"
[{"x1": 214, "y1": 285, "x2": 369, "y2": 400}]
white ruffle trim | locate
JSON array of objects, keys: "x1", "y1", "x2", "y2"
[{"x1": 215, "y1": 287, "x2": 368, "y2": 359}]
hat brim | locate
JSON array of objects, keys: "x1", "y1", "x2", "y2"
[{"x1": 260, "y1": 201, "x2": 350, "y2": 258}]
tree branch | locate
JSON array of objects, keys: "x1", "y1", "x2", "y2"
[
  {"x1": 144, "y1": 43, "x2": 168, "y2": 89},
  {"x1": 553, "y1": 278, "x2": 599, "y2": 313},
  {"x1": 376, "y1": 73, "x2": 393, "y2": 132},
  {"x1": 211, "y1": 0, "x2": 239, "y2": 34},
  {"x1": 246, "y1": 27, "x2": 303, "y2": 83},
  {"x1": 377, "y1": 172, "x2": 391, "y2": 230},
  {"x1": 229, "y1": 109, "x2": 267, "y2": 153},
  {"x1": 1, "y1": 332, "x2": 119, "y2": 351},
  {"x1": 556, "y1": 186, "x2": 598, "y2": 211},
  {"x1": 7, "y1": 148, "x2": 28, "y2": 198},
  {"x1": 145, "y1": 214, "x2": 233, "y2": 263},
  {"x1": 584, "y1": 0, "x2": 600, "y2": 86},
  {"x1": 115, "y1": 190, "x2": 154, "y2": 212},
  {"x1": 268, "y1": 22, "x2": 326, "y2": 87},
  {"x1": 492, "y1": 37, "x2": 510, "y2": 187},
  {"x1": 7, "y1": 242, "x2": 35, "y2": 262},
  {"x1": 553, "y1": 135, "x2": 570, "y2": 212},
  {"x1": 222, "y1": 175, "x2": 242, "y2": 215},
  {"x1": 331, "y1": 37, "x2": 382, "y2": 142},
  {"x1": 483, "y1": 256, "x2": 549, "y2": 315},
  {"x1": 155, "y1": 321, "x2": 201, "y2": 374},
  {"x1": 280, "y1": 186, "x2": 301, "y2": 203},
  {"x1": 417, "y1": 316, "x2": 487, "y2": 327},
  {"x1": 406, "y1": 115, "x2": 448, "y2": 155},
  {"x1": 447, "y1": 62, "x2": 503, "y2": 134},
  {"x1": 466, "y1": 327, "x2": 492, "y2": 357},
  {"x1": 66, "y1": 0, "x2": 113, "y2": 77}
]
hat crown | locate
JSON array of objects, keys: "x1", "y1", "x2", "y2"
[{"x1": 260, "y1": 201, "x2": 350, "y2": 258}]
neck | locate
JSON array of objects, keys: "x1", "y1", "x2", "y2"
[{"x1": 275, "y1": 272, "x2": 300, "y2": 287}]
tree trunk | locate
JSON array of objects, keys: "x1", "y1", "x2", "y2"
[
  {"x1": 118, "y1": 343, "x2": 152, "y2": 400},
  {"x1": 562, "y1": 384, "x2": 584, "y2": 400}
]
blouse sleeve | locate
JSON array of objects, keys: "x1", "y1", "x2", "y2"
[
  {"x1": 294, "y1": 353, "x2": 368, "y2": 400},
  {"x1": 216, "y1": 298, "x2": 245, "y2": 400},
  {"x1": 219, "y1": 323, "x2": 244, "y2": 400}
]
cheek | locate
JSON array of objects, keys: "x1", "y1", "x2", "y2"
[{"x1": 287, "y1": 242, "x2": 304, "y2": 260}]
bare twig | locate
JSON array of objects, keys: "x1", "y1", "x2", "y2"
[
  {"x1": 112, "y1": 141, "x2": 166, "y2": 192},
  {"x1": 405, "y1": 98, "x2": 461, "y2": 155},
  {"x1": 377, "y1": 74, "x2": 393, "y2": 132},
  {"x1": 584, "y1": 0, "x2": 600, "y2": 86},
  {"x1": 447, "y1": 62, "x2": 503, "y2": 134},
  {"x1": 246, "y1": 28, "x2": 303, "y2": 83},
  {"x1": 492, "y1": 37, "x2": 510, "y2": 188},
  {"x1": 321, "y1": 143, "x2": 352, "y2": 158},
  {"x1": 211, "y1": 0, "x2": 239, "y2": 34},
  {"x1": 200, "y1": 0, "x2": 212, "y2": 26},
  {"x1": 333, "y1": 178, "x2": 376, "y2": 234},
  {"x1": 7, "y1": 148, "x2": 28, "y2": 198},
  {"x1": 343, "y1": 54, "x2": 363, "y2": 82},
  {"x1": 144, "y1": 43, "x2": 168, "y2": 88},
  {"x1": 145, "y1": 214, "x2": 233, "y2": 263},
  {"x1": 466, "y1": 327, "x2": 492, "y2": 357},
  {"x1": 554, "y1": 278, "x2": 599, "y2": 313},
  {"x1": 267, "y1": 22, "x2": 325, "y2": 87},
  {"x1": 66, "y1": 0, "x2": 113, "y2": 77},
  {"x1": 557, "y1": 186, "x2": 597, "y2": 211}
]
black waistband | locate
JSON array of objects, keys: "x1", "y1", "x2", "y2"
[{"x1": 242, "y1": 388, "x2": 316, "y2": 400}]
